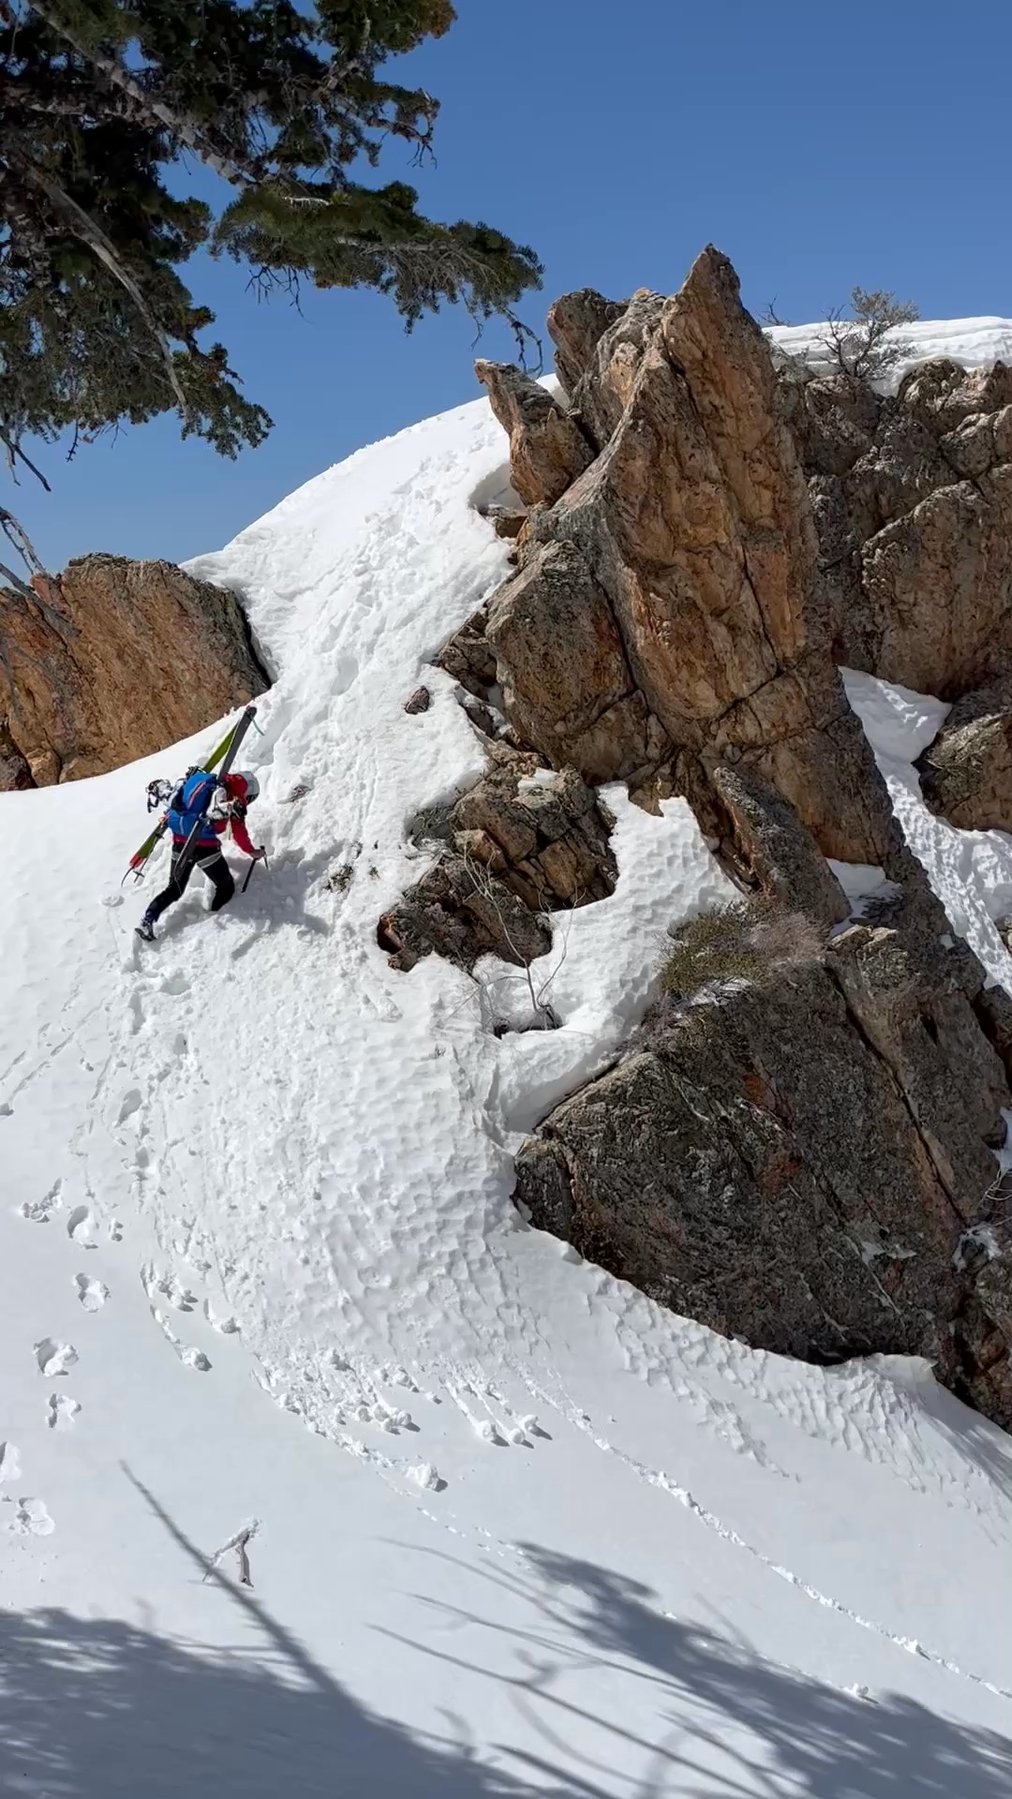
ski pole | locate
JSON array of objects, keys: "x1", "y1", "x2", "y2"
[{"x1": 241, "y1": 848, "x2": 268, "y2": 893}]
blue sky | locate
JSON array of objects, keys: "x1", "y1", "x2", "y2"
[{"x1": 13, "y1": 0, "x2": 1012, "y2": 569}]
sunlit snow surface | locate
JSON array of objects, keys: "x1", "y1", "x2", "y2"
[{"x1": 2, "y1": 355, "x2": 1012, "y2": 1794}]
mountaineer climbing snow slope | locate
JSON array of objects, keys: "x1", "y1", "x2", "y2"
[{"x1": 2, "y1": 330, "x2": 1012, "y2": 1793}]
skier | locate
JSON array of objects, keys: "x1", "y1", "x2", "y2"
[{"x1": 135, "y1": 769, "x2": 264, "y2": 942}]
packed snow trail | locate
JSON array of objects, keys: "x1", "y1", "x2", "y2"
[{"x1": 3, "y1": 367, "x2": 1012, "y2": 1793}]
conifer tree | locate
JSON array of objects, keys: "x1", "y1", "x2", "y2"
[{"x1": 0, "y1": 1, "x2": 542, "y2": 474}]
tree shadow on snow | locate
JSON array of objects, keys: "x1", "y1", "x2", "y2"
[
  {"x1": 0, "y1": 1473, "x2": 554, "y2": 1799},
  {"x1": 377, "y1": 1541, "x2": 1012, "y2": 1797}
]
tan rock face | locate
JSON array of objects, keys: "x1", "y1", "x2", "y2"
[
  {"x1": 0, "y1": 555, "x2": 266, "y2": 787},
  {"x1": 461, "y1": 246, "x2": 897, "y2": 867},
  {"x1": 473, "y1": 361, "x2": 593, "y2": 508},
  {"x1": 545, "y1": 288, "x2": 625, "y2": 398},
  {"x1": 790, "y1": 362, "x2": 1012, "y2": 695},
  {"x1": 485, "y1": 539, "x2": 665, "y2": 782}
]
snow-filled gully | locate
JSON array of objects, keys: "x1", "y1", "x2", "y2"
[{"x1": 3, "y1": 348, "x2": 1012, "y2": 1791}]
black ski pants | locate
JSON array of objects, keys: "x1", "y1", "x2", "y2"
[{"x1": 145, "y1": 840, "x2": 234, "y2": 924}]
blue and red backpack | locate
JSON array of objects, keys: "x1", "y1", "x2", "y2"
[{"x1": 167, "y1": 770, "x2": 220, "y2": 845}]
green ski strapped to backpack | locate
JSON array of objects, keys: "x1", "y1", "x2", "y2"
[{"x1": 122, "y1": 705, "x2": 258, "y2": 885}]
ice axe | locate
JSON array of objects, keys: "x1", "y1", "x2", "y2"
[{"x1": 242, "y1": 848, "x2": 269, "y2": 894}]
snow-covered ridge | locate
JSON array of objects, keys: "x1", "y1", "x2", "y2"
[
  {"x1": 768, "y1": 314, "x2": 1012, "y2": 390},
  {"x1": 2, "y1": 338, "x2": 1012, "y2": 1790}
]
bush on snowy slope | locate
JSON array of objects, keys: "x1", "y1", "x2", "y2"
[
  {"x1": 654, "y1": 900, "x2": 823, "y2": 1008},
  {"x1": 769, "y1": 285, "x2": 921, "y2": 384}
]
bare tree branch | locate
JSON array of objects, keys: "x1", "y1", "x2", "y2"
[
  {"x1": 1, "y1": 428, "x2": 52, "y2": 491},
  {"x1": 0, "y1": 557, "x2": 35, "y2": 601}
]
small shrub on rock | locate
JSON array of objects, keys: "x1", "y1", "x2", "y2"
[{"x1": 658, "y1": 900, "x2": 823, "y2": 1002}]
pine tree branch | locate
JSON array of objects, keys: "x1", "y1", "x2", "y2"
[
  {"x1": 0, "y1": 76, "x2": 134, "y2": 121},
  {"x1": 25, "y1": 0, "x2": 254, "y2": 187},
  {"x1": 23, "y1": 164, "x2": 192, "y2": 425}
]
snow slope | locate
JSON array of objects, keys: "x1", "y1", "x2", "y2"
[{"x1": 3, "y1": 361, "x2": 1012, "y2": 1795}]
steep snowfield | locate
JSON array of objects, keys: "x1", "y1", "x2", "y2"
[{"x1": 3, "y1": 357, "x2": 1012, "y2": 1795}]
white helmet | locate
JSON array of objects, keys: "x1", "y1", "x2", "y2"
[{"x1": 235, "y1": 771, "x2": 260, "y2": 803}]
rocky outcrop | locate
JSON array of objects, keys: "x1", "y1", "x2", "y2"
[
  {"x1": 0, "y1": 555, "x2": 266, "y2": 787},
  {"x1": 0, "y1": 714, "x2": 33, "y2": 789},
  {"x1": 474, "y1": 362, "x2": 593, "y2": 508},
  {"x1": 710, "y1": 764, "x2": 850, "y2": 930},
  {"x1": 484, "y1": 539, "x2": 667, "y2": 783},
  {"x1": 450, "y1": 249, "x2": 899, "y2": 870},
  {"x1": 916, "y1": 680, "x2": 1012, "y2": 830},
  {"x1": 787, "y1": 362, "x2": 1012, "y2": 695},
  {"x1": 392, "y1": 250, "x2": 1012, "y2": 1428},
  {"x1": 545, "y1": 289, "x2": 626, "y2": 399},
  {"x1": 378, "y1": 747, "x2": 616, "y2": 973},
  {"x1": 516, "y1": 923, "x2": 1012, "y2": 1426}
]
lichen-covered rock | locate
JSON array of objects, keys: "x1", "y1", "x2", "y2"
[
  {"x1": 789, "y1": 362, "x2": 1012, "y2": 694},
  {"x1": 860, "y1": 471, "x2": 1012, "y2": 695},
  {"x1": 515, "y1": 925, "x2": 1012, "y2": 1427},
  {"x1": 380, "y1": 752, "x2": 616, "y2": 972},
  {"x1": 710, "y1": 764, "x2": 850, "y2": 929},
  {"x1": 0, "y1": 555, "x2": 266, "y2": 786},
  {"x1": 436, "y1": 609, "x2": 497, "y2": 700},
  {"x1": 917, "y1": 680, "x2": 1012, "y2": 829}
]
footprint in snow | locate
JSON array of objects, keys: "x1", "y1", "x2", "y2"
[
  {"x1": 203, "y1": 1298, "x2": 240, "y2": 1335},
  {"x1": 74, "y1": 1274, "x2": 109, "y2": 1312},
  {"x1": 117, "y1": 1088, "x2": 143, "y2": 1125},
  {"x1": 66, "y1": 1205, "x2": 97, "y2": 1248},
  {"x1": 473, "y1": 1418, "x2": 508, "y2": 1447},
  {"x1": 18, "y1": 1179, "x2": 63, "y2": 1224},
  {"x1": 141, "y1": 1261, "x2": 197, "y2": 1312},
  {"x1": 47, "y1": 1394, "x2": 81, "y2": 1431},
  {"x1": 0, "y1": 1441, "x2": 22, "y2": 1484},
  {"x1": 5, "y1": 1497, "x2": 55, "y2": 1537},
  {"x1": 405, "y1": 1462, "x2": 446, "y2": 1493},
  {"x1": 158, "y1": 971, "x2": 189, "y2": 997},
  {"x1": 34, "y1": 1338, "x2": 78, "y2": 1377},
  {"x1": 149, "y1": 1306, "x2": 211, "y2": 1373}
]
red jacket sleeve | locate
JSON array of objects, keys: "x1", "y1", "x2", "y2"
[{"x1": 229, "y1": 812, "x2": 257, "y2": 856}]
